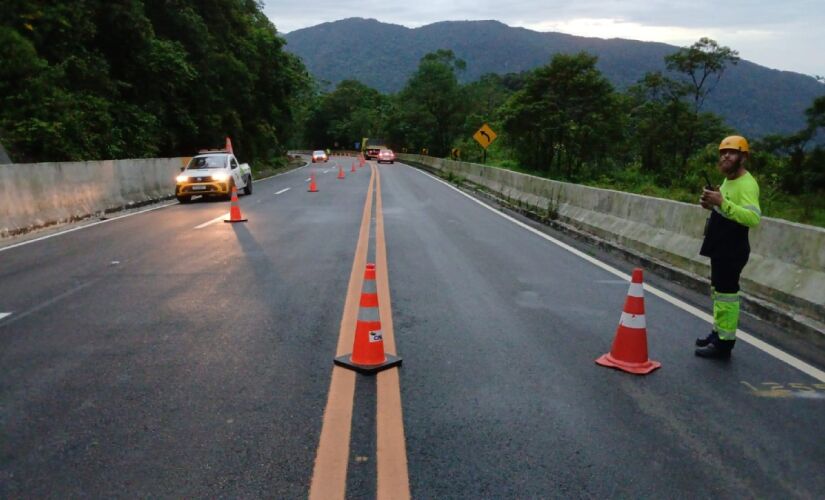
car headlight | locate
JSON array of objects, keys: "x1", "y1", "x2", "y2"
[
  {"x1": 176, "y1": 174, "x2": 189, "y2": 183},
  {"x1": 212, "y1": 172, "x2": 230, "y2": 182}
]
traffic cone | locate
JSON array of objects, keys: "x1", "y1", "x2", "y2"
[
  {"x1": 351, "y1": 160, "x2": 356, "y2": 173},
  {"x1": 225, "y1": 136, "x2": 233, "y2": 154},
  {"x1": 337, "y1": 165, "x2": 345, "y2": 179},
  {"x1": 596, "y1": 268, "x2": 660, "y2": 375},
  {"x1": 334, "y1": 263, "x2": 402, "y2": 375},
  {"x1": 308, "y1": 172, "x2": 318, "y2": 192},
  {"x1": 224, "y1": 185, "x2": 247, "y2": 223}
]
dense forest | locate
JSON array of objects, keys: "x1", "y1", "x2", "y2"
[
  {"x1": 0, "y1": 0, "x2": 310, "y2": 165},
  {"x1": 284, "y1": 18, "x2": 825, "y2": 139},
  {"x1": 1, "y1": 4, "x2": 822, "y2": 225},
  {"x1": 298, "y1": 41, "x2": 825, "y2": 225}
]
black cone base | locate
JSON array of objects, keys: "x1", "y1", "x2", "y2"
[{"x1": 334, "y1": 353, "x2": 402, "y2": 375}]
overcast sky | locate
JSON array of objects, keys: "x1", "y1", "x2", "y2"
[{"x1": 262, "y1": 0, "x2": 824, "y2": 77}]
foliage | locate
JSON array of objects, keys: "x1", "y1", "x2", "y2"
[
  {"x1": 0, "y1": 0, "x2": 310, "y2": 165},
  {"x1": 385, "y1": 50, "x2": 467, "y2": 156},
  {"x1": 500, "y1": 52, "x2": 623, "y2": 179},
  {"x1": 302, "y1": 80, "x2": 386, "y2": 150}
]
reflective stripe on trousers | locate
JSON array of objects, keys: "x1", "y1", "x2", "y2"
[{"x1": 713, "y1": 291, "x2": 740, "y2": 340}]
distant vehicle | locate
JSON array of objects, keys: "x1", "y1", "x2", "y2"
[
  {"x1": 312, "y1": 150, "x2": 328, "y2": 163},
  {"x1": 175, "y1": 151, "x2": 252, "y2": 203},
  {"x1": 377, "y1": 149, "x2": 395, "y2": 164},
  {"x1": 365, "y1": 145, "x2": 387, "y2": 160}
]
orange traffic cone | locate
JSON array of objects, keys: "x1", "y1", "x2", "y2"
[
  {"x1": 225, "y1": 136, "x2": 234, "y2": 154},
  {"x1": 334, "y1": 263, "x2": 402, "y2": 374},
  {"x1": 308, "y1": 172, "x2": 318, "y2": 192},
  {"x1": 596, "y1": 268, "x2": 660, "y2": 374},
  {"x1": 224, "y1": 186, "x2": 247, "y2": 223},
  {"x1": 337, "y1": 165, "x2": 345, "y2": 179},
  {"x1": 351, "y1": 160, "x2": 356, "y2": 173}
]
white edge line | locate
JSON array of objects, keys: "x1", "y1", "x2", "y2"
[
  {"x1": 0, "y1": 162, "x2": 314, "y2": 251},
  {"x1": 275, "y1": 188, "x2": 291, "y2": 195},
  {"x1": 0, "y1": 202, "x2": 177, "y2": 253},
  {"x1": 413, "y1": 166, "x2": 825, "y2": 383},
  {"x1": 194, "y1": 213, "x2": 230, "y2": 229},
  {"x1": 0, "y1": 313, "x2": 12, "y2": 321}
]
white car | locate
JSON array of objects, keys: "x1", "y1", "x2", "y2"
[
  {"x1": 175, "y1": 151, "x2": 252, "y2": 203},
  {"x1": 312, "y1": 150, "x2": 329, "y2": 163}
]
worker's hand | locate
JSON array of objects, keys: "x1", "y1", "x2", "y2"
[{"x1": 700, "y1": 188, "x2": 723, "y2": 209}]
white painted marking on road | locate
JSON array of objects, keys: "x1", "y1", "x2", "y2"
[
  {"x1": 413, "y1": 167, "x2": 825, "y2": 383},
  {"x1": 0, "y1": 313, "x2": 12, "y2": 321},
  {"x1": 194, "y1": 213, "x2": 230, "y2": 229},
  {"x1": 275, "y1": 188, "x2": 291, "y2": 195},
  {"x1": 0, "y1": 202, "x2": 177, "y2": 253},
  {"x1": 305, "y1": 177, "x2": 312, "y2": 182}
]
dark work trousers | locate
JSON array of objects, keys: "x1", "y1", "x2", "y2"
[{"x1": 710, "y1": 256, "x2": 749, "y2": 293}]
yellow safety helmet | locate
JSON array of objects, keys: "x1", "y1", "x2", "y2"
[{"x1": 719, "y1": 135, "x2": 749, "y2": 153}]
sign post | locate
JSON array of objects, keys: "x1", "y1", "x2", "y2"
[{"x1": 472, "y1": 123, "x2": 497, "y2": 164}]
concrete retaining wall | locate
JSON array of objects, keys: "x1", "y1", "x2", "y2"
[
  {"x1": 0, "y1": 158, "x2": 188, "y2": 237},
  {"x1": 399, "y1": 154, "x2": 825, "y2": 325}
]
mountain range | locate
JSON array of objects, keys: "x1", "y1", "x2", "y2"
[{"x1": 283, "y1": 18, "x2": 825, "y2": 138}]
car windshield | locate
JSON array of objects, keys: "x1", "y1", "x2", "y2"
[
  {"x1": 313, "y1": 151, "x2": 325, "y2": 156},
  {"x1": 187, "y1": 155, "x2": 226, "y2": 169}
]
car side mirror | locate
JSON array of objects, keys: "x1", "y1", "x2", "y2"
[
  {"x1": 231, "y1": 163, "x2": 238, "y2": 169},
  {"x1": 180, "y1": 166, "x2": 186, "y2": 172}
]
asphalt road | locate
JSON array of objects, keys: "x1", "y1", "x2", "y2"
[{"x1": 1, "y1": 157, "x2": 823, "y2": 498}]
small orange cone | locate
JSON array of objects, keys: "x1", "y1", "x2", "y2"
[
  {"x1": 351, "y1": 160, "x2": 357, "y2": 173},
  {"x1": 334, "y1": 263, "x2": 402, "y2": 374},
  {"x1": 308, "y1": 172, "x2": 318, "y2": 192},
  {"x1": 337, "y1": 165, "x2": 345, "y2": 179},
  {"x1": 225, "y1": 136, "x2": 234, "y2": 154},
  {"x1": 224, "y1": 186, "x2": 247, "y2": 223},
  {"x1": 596, "y1": 268, "x2": 660, "y2": 375}
]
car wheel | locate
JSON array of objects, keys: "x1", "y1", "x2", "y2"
[
  {"x1": 243, "y1": 175, "x2": 253, "y2": 195},
  {"x1": 177, "y1": 195, "x2": 192, "y2": 204}
]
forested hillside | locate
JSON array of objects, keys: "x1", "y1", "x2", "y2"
[
  {"x1": 284, "y1": 18, "x2": 825, "y2": 138},
  {"x1": 0, "y1": 0, "x2": 310, "y2": 164}
]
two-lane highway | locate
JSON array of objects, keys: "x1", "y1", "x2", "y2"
[{"x1": 1, "y1": 157, "x2": 823, "y2": 497}]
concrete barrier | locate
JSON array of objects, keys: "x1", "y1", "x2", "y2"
[
  {"x1": 0, "y1": 157, "x2": 187, "y2": 237},
  {"x1": 399, "y1": 154, "x2": 825, "y2": 331}
]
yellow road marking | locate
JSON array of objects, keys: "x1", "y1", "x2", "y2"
[
  {"x1": 309, "y1": 168, "x2": 375, "y2": 500},
  {"x1": 374, "y1": 166, "x2": 411, "y2": 499}
]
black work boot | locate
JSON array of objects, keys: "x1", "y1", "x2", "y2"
[
  {"x1": 695, "y1": 339, "x2": 735, "y2": 359},
  {"x1": 695, "y1": 331, "x2": 719, "y2": 347}
]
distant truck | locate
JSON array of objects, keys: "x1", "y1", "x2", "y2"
[
  {"x1": 175, "y1": 150, "x2": 253, "y2": 203},
  {"x1": 363, "y1": 138, "x2": 388, "y2": 160}
]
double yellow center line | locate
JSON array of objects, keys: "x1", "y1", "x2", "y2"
[{"x1": 309, "y1": 165, "x2": 410, "y2": 500}]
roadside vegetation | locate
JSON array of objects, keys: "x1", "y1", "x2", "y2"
[
  {"x1": 0, "y1": 0, "x2": 310, "y2": 168},
  {"x1": 296, "y1": 39, "x2": 825, "y2": 227},
  {"x1": 2, "y1": 3, "x2": 822, "y2": 227}
]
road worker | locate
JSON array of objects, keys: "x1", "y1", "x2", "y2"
[{"x1": 696, "y1": 135, "x2": 761, "y2": 358}]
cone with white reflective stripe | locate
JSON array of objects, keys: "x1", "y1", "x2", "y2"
[
  {"x1": 334, "y1": 263, "x2": 402, "y2": 375},
  {"x1": 596, "y1": 268, "x2": 661, "y2": 374},
  {"x1": 224, "y1": 185, "x2": 247, "y2": 223}
]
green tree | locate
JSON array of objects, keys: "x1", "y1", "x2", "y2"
[
  {"x1": 626, "y1": 71, "x2": 728, "y2": 184},
  {"x1": 387, "y1": 49, "x2": 467, "y2": 156},
  {"x1": 500, "y1": 52, "x2": 622, "y2": 178},
  {"x1": 665, "y1": 38, "x2": 739, "y2": 170},
  {"x1": 0, "y1": 0, "x2": 310, "y2": 165},
  {"x1": 303, "y1": 80, "x2": 385, "y2": 149}
]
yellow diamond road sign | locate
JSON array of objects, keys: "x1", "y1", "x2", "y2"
[{"x1": 473, "y1": 123, "x2": 497, "y2": 149}]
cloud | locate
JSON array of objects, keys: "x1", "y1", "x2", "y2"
[{"x1": 262, "y1": 0, "x2": 825, "y2": 75}]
